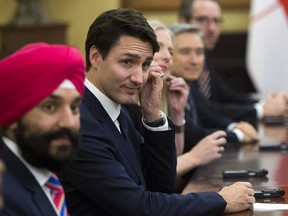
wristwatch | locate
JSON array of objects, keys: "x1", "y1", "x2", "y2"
[{"x1": 144, "y1": 113, "x2": 165, "y2": 127}]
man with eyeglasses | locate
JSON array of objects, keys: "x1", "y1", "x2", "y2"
[
  {"x1": 179, "y1": 0, "x2": 222, "y2": 50},
  {"x1": 178, "y1": 0, "x2": 288, "y2": 122}
]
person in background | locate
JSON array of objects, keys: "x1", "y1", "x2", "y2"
[
  {"x1": 170, "y1": 23, "x2": 259, "y2": 153},
  {"x1": 0, "y1": 42, "x2": 85, "y2": 216},
  {"x1": 178, "y1": 0, "x2": 288, "y2": 122},
  {"x1": 124, "y1": 20, "x2": 227, "y2": 182},
  {"x1": 61, "y1": 8, "x2": 255, "y2": 216}
]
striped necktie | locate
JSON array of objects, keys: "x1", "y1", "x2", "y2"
[
  {"x1": 45, "y1": 173, "x2": 68, "y2": 216},
  {"x1": 197, "y1": 68, "x2": 211, "y2": 98}
]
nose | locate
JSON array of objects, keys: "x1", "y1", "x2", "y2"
[
  {"x1": 205, "y1": 20, "x2": 219, "y2": 32},
  {"x1": 163, "y1": 50, "x2": 172, "y2": 63},
  {"x1": 130, "y1": 66, "x2": 144, "y2": 85},
  {"x1": 189, "y1": 52, "x2": 199, "y2": 63},
  {"x1": 58, "y1": 107, "x2": 79, "y2": 131}
]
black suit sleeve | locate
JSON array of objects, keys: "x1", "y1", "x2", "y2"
[
  {"x1": 61, "y1": 98, "x2": 227, "y2": 216},
  {"x1": 191, "y1": 85, "x2": 233, "y2": 129},
  {"x1": 185, "y1": 86, "x2": 241, "y2": 152}
]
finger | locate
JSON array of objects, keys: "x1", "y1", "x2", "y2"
[
  {"x1": 149, "y1": 70, "x2": 164, "y2": 80},
  {"x1": 149, "y1": 61, "x2": 162, "y2": 76},
  {"x1": 248, "y1": 196, "x2": 256, "y2": 204},
  {"x1": 247, "y1": 128, "x2": 259, "y2": 140},
  {"x1": 218, "y1": 146, "x2": 225, "y2": 153},
  {"x1": 237, "y1": 182, "x2": 253, "y2": 188},
  {"x1": 215, "y1": 137, "x2": 227, "y2": 146},
  {"x1": 250, "y1": 189, "x2": 255, "y2": 197},
  {"x1": 149, "y1": 60, "x2": 158, "y2": 67},
  {"x1": 210, "y1": 130, "x2": 227, "y2": 139}
]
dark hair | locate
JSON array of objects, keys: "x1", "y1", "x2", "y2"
[
  {"x1": 178, "y1": 0, "x2": 220, "y2": 22},
  {"x1": 85, "y1": 8, "x2": 160, "y2": 70}
]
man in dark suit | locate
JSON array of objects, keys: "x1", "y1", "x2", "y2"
[
  {"x1": 0, "y1": 43, "x2": 85, "y2": 216},
  {"x1": 61, "y1": 8, "x2": 255, "y2": 216},
  {"x1": 178, "y1": 0, "x2": 288, "y2": 121},
  {"x1": 170, "y1": 23, "x2": 259, "y2": 150}
]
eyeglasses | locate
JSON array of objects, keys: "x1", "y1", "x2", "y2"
[{"x1": 192, "y1": 16, "x2": 223, "y2": 26}]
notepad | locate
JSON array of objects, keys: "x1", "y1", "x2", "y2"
[{"x1": 253, "y1": 203, "x2": 288, "y2": 211}]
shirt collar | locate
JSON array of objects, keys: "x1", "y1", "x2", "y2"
[
  {"x1": 85, "y1": 78, "x2": 121, "y2": 122},
  {"x1": 2, "y1": 136, "x2": 51, "y2": 186}
]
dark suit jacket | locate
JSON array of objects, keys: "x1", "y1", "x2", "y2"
[
  {"x1": 184, "y1": 83, "x2": 240, "y2": 152},
  {"x1": 203, "y1": 57, "x2": 258, "y2": 122},
  {"x1": 1, "y1": 141, "x2": 58, "y2": 216},
  {"x1": 206, "y1": 57, "x2": 257, "y2": 104},
  {"x1": 61, "y1": 87, "x2": 227, "y2": 216}
]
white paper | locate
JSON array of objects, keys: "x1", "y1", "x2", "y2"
[{"x1": 253, "y1": 203, "x2": 288, "y2": 211}]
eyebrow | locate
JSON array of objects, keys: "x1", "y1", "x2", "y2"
[{"x1": 123, "y1": 53, "x2": 153, "y2": 62}]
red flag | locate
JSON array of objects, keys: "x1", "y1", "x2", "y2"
[{"x1": 279, "y1": 0, "x2": 288, "y2": 17}]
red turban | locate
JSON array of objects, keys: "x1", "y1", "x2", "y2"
[{"x1": 0, "y1": 42, "x2": 85, "y2": 126}]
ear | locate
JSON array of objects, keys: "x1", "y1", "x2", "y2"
[
  {"x1": 179, "y1": 17, "x2": 190, "y2": 23},
  {"x1": 89, "y1": 45, "x2": 102, "y2": 69},
  {"x1": 178, "y1": 17, "x2": 186, "y2": 23},
  {"x1": 3, "y1": 122, "x2": 18, "y2": 141}
]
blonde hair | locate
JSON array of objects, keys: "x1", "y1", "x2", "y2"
[{"x1": 148, "y1": 19, "x2": 174, "y2": 115}]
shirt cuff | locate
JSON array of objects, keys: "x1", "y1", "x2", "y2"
[
  {"x1": 227, "y1": 123, "x2": 244, "y2": 142},
  {"x1": 227, "y1": 122, "x2": 237, "y2": 131},
  {"x1": 254, "y1": 100, "x2": 265, "y2": 119},
  {"x1": 232, "y1": 128, "x2": 244, "y2": 142}
]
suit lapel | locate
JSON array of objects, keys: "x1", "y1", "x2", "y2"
[
  {"x1": 2, "y1": 142, "x2": 58, "y2": 216},
  {"x1": 83, "y1": 88, "x2": 146, "y2": 185},
  {"x1": 32, "y1": 188, "x2": 58, "y2": 216}
]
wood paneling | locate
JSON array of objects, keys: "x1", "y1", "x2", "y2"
[
  {"x1": 121, "y1": 0, "x2": 250, "y2": 11},
  {"x1": 0, "y1": 24, "x2": 67, "y2": 58}
]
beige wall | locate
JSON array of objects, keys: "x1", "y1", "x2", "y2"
[
  {"x1": 0, "y1": 0, "x2": 16, "y2": 25},
  {"x1": 0, "y1": 0, "x2": 249, "y2": 56},
  {"x1": 46, "y1": 0, "x2": 120, "y2": 54},
  {"x1": 143, "y1": 8, "x2": 249, "y2": 31}
]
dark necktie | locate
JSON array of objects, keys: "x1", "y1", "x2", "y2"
[
  {"x1": 198, "y1": 68, "x2": 211, "y2": 98},
  {"x1": 45, "y1": 173, "x2": 68, "y2": 216},
  {"x1": 117, "y1": 109, "x2": 146, "y2": 185},
  {"x1": 118, "y1": 109, "x2": 129, "y2": 141},
  {"x1": 186, "y1": 90, "x2": 198, "y2": 125},
  {"x1": 118, "y1": 109, "x2": 142, "y2": 159}
]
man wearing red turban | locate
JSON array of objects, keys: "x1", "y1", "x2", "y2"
[{"x1": 0, "y1": 42, "x2": 85, "y2": 216}]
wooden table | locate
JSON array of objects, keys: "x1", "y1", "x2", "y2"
[{"x1": 182, "y1": 124, "x2": 288, "y2": 215}]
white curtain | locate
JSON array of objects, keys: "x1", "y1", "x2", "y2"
[{"x1": 246, "y1": 0, "x2": 288, "y2": 95}]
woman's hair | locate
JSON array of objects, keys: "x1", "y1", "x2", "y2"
[
  {"x1": 148, "y1": 19, "x2": 175, "y2": 115},
  {"x1": 148, "y1": 20, "x2": 174, "y2": 43}
]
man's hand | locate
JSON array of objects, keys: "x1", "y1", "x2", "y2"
[
  {"x1": 235, "y1": 121, "x2": 259, "y2": 143},
  {"x1": 139, "y1": 61, "x2": 163, "y2": 122},
  {"x1": 189, "y1": 130, "x2": 227, "y2": 167},
  {"x1": 219, "y1": 182, "x2": 255, "y2": 213},
  {"x1": 263, "y1": 92, "x2": 288, "y2": 118}
]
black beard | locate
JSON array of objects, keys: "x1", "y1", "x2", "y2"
[{"x1": 15, "y1": 122, "x2": 79, "y2": 172}]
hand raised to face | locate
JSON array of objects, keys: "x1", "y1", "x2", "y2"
[{"x1": 139, "y1": 61, "x2": 164, "y2": 122}]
